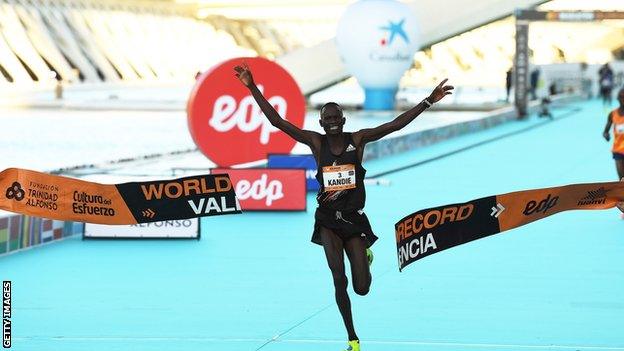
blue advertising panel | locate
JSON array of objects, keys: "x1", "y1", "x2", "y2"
[{"x1": 267, "y1": 154, "x2": 319, "y2": 192}]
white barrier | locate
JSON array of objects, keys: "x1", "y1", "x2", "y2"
[{"x1": 84, "y1": 218, "x2": 199, "y2": 239}]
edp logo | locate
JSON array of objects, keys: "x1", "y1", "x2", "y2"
[{"x1": 523, "y1": 194, "x2": 559, "y2": 215}]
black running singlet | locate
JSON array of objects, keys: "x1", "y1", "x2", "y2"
[{"x1": 315, "y1": 133, "x2": 366, "y2": 211}]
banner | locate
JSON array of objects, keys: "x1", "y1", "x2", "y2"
[
  {"x1": 84, "y1": 219, "x2": 199, "y2": 239},
  {"x1": 267, "y1": 154, "x2": 319, "y2": 192},
  {"x1": 395, "y1": 181, "x2": 624, "y2": 271},
  {"x1": 0, "y1": 168, "x2": 241, "y2": 225},
  {"x1": 213, "y1": 168, "x2": 306, "y2": 211}
]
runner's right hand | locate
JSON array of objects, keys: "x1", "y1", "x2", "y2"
[
  {"x1": 603, "y1": 131, "x2": 610, "y2": 141},
  {"x1": 234, "y1": 62, "x2": 254, "y2": 87}
]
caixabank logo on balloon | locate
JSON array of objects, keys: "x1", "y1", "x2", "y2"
[
  {"x1": 336, "y1": 0, "x2": 419, "y2": 63},
  {"x1": 378, "y1": 19, "x2": 409, "y2": 47},
  {"x1": 371, "y1": 18, "x2": 413, "y2": 62},
  {"x1": 335, "y1": 0, "x2": 420, "y2": 111},
  {"x1": 187, "y1": 57, "x2": 305, "y2": 167}
]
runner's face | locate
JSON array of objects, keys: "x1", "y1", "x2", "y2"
[
  {"x1": 619, "y1": 91, "x2": 624, "y2": 107},
  {"x1": 320, "y1": 106, "x2": 345, "y2": 135}
]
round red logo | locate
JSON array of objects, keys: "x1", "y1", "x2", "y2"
[{"x1": 187, "y1": 57, "x2": 306, "y2": 167}]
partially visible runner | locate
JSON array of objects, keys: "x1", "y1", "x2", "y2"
[
  {"x1": 235, "y1": 62, "x2": 453, "y2": 351},
  {"x1": 599, "y1": 63, "x2": 614, "y2": 108},
  {"x1": 602, "y1": 88, "x2": 624, "y2": 217}
]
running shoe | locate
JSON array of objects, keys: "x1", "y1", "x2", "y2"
[
  {"x1": 366, "y1": 248, "x2": 373, "y2": 267},
  {"x1": 343, "y1": 339, "x2": 360, "y2": 351}
]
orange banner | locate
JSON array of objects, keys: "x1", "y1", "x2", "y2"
[
  {"x1": 395, "y1": 181, "x2": 624, "y2": 271},
  {"x1": 495, "y1": 182, "x2": 624, "y2": 231},
  {"x1": 1, "y1": 168, "x2": 240, "y2": 225}
]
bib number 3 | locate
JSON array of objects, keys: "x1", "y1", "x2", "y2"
[{"x1": 322, "y1": 164, "x2": 356, "y2": 191}]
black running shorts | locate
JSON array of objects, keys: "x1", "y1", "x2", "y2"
[{"x1": 312, "y1": 207, "x2": 378, "y2": 248}]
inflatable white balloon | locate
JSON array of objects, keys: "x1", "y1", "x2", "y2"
[{"x1": 336, "y1": 0, "x2": 420, "y2": 110}]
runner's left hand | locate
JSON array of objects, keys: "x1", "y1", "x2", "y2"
[{"x1": 428, "y1": 79, "x2": 454, "y2": 103}]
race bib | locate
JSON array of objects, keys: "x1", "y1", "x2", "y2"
[
  {"x1": 615, "y1": 123, "x2": 624, "y2": 134},
  {"x1": 322, "y1": 164, "x2": 356, "y2": 191}
]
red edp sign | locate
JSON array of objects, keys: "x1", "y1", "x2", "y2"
[
  {"x1": 188, "y1": 57, "x2": 306, "y2": 167},
  {"x1": 212, "y1": 168, "x2": 306, "y2": 211}
]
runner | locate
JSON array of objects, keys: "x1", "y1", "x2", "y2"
[{"x1": 235, "y1": 62, "x2": 453, "y2": 351}]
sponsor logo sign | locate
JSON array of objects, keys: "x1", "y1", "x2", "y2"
[
  {"x1": 213, "y1": 168, "x2": 306, "y2": 211},
  {"x1": 188, "y1": 57, "x2": 305, "y2": 167},
  {"x1": 522, "y1": 194, "x2": 558, "y2": 215},
  {"x1": 577, "y1": 187, "x2": 608, "y2": 206}
]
